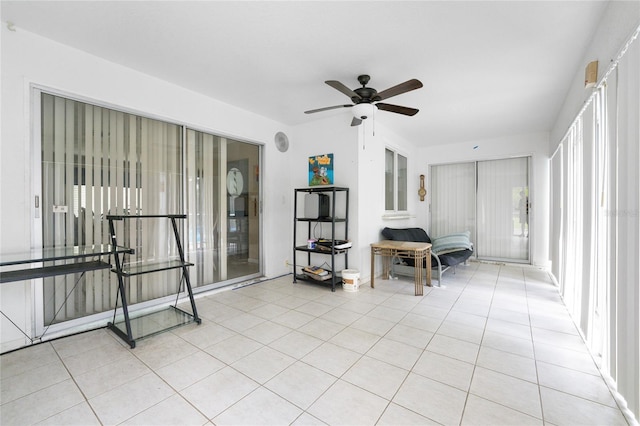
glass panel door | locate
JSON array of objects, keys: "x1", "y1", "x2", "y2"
[
  {"x1": 430, "y1": 157, "x2": 531, "y2": 263},
  {"x1": 186, "y1": 130, "x2": 261, "y2": 288},
  {"x1": 476, "y1": 157, "x2": 529, "y2": 262},
  {"x1": 226, "y1": 139, "x2": 260, "y2": 280}
]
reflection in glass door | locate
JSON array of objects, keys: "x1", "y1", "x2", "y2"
[
  {"x1": 226, "y1": 140, "x2": 260, "y2": 280},
  {"x1": 186, "y1": 130, "x2": 261, "y2": 289}
]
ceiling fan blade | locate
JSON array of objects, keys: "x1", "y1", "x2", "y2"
[
  {"x1": 326, "y1": 80, "x2": 362, "y2": 100},
  {"x1": 376, "y1": 103, "x2": 419, "y2": 116},
  {"x1": 304, "y1": 104, "x2": 352, "y2": 114},
  {"x1": 376, "y1": 79, "x2": 423, "y2": 101},
  {"x1": 351, "y1": 117, "x2": 362, "y2": 127}
]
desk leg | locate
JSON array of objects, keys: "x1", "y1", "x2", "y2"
[
  {"x1": 426, "y1": 250, "x2": 432, "y2": 287},
  {"x1": 414, "y1": 254, "x2": 424, "y2": 296},
  {"x1": 382, "y1": 254, "x2": 390, "y2": 280},
  {"x1": 370, "y1": 248, "x2": 375, "y2": 289}
]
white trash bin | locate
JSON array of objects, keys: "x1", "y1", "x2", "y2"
[{"x1": 341, "y1": 269, "x2": 360, "y2": 292}]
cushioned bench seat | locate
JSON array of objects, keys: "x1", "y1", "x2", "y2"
[{"x1": 381, "y1": 227, "x2": 473, "y2": 286}]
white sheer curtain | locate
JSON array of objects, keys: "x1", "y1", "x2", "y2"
[{"x1": 41, "y1": 93, "x2": 183, "y2": 324}]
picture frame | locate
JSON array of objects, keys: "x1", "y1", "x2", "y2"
[{"x1": 308, "y1": 153, "x2": 334, "y2": 186}]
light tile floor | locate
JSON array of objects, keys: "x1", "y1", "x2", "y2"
[{"x1": 1, "y1": 262, "x2": 635, "y2": 425}]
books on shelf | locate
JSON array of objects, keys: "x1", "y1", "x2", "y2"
[
  {"x1": 316, "y1": 239, "x2": 352, "y2": 249},
  {"x1": 304, "y1": 272, "x2": 333, "y2": 281},
  {"x1": 303, "y1": 265, "x2": 333, "y2": 281},
  {"x1": 303, "y1": 265, "x2": 328, "y2": 276}
]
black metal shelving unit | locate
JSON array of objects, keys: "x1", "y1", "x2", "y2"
[
  {"x1": 106, "y1": 214, "x2": 201, "y2": 348},
  {"x1": 293, "y1": 187, "x2": 349, "y2": 291}
]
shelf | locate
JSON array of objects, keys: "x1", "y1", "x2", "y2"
[
  {"x1": 296, "y1": 217, "x2": 346, "y2": 223},
  {"x1": 106, "y1": 214, "x2": 187, "y2": 220},
  {"x1": 108, "y1": 306, "x2": 200, "y2": 348},
  {"x1": 295, "y1": 186, "x2": 349, "y2": 193},
  {"x1": 107, "y1": 214, "x2": 200, "y2": 348},
  {"x1": 114, "y1": 260, "x2": 194, "y2": 277},
  {"x1": 294, "y1": 245, "x2": 349, "y2": 254},
  {"x1": 293, "y1": 187, "x2": 349, "y2": 292},
  {"x1": 294, "y1": 272, "x2": 348, "y2": 291}
]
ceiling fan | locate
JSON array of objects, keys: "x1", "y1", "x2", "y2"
[{"x1": 304, "y1": 74, "x2": 423, "y2": 126}]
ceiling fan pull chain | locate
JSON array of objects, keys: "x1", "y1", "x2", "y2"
[{"x1": 373, "y1": 106, "x2": 376, "y2": 137}]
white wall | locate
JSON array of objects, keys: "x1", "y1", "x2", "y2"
[
  {"x1": 356, "y1": 120, "x2": 424, "y2": 282},
  {"x1": 289, "y1": 114, "x2": 359, "y2": 277},
  {"x1": 0, "y1": 25, "x2": 293, "y2": 351},
  {"x1": 419, "y1": 132, "x2": 551, "y2": 268}
]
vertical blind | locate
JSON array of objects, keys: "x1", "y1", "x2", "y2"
[
  {"x1": 550, "y1": 27, "x2": 639, "y2": 419},
  {"x1": 476, "y1": 157, "x2": 529, "y2": 261},
  {"x1": 430, "y1": 158, "x2": 529, "y2": 262},
  {"x1": 430, "y1": 162, "x2": 476, "y2": 240},
  {"x1": 185, "y1": 129, "x2": 222, "y2": 287},
  {"x1": 41, "y1": 94, "x2": 183, "y2": 324}
]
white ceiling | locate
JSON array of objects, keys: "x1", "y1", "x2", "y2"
[{"x1": 2, "y1": 1, "x2": 609, "y2": 146}]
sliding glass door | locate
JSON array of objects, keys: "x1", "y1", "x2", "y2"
[
  {"x1": 40, "y1": 93, "x2": 184, "y2": 325},
  {"x1": 37, "y1": 91, "x2": 262, "y2": 330},
  {"x1": 430, "y1": 157, "x2": 530, "y2": 263},
  {"x1": 185, "y1": 130, "x2": 261, "y2": 288},
  {"x1": 477, "y1": 157, "x2": 530, "y2": 262}
]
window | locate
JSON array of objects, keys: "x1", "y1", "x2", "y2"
[{"x1": 385, "y1": 148, "x2": 407, "y2": 212}]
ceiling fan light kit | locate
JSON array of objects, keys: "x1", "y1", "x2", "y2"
[
  {"x1": 305, "y1": 74, "x2": 423, "y2": 127},
  {"x1": 352, "y1": 103, "x2": 375, "y2": 120}
]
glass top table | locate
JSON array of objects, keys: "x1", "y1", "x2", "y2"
[{"x1": 0, "y1": 244, "x2": 134, "y2": 283}]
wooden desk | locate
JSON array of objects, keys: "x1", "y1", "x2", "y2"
[{"x1": 370, "y1": 240, "x2": 432, "y2": 296}]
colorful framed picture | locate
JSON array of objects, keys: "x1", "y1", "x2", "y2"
[{"x1": 308, "y1": 153, "x2": 334, "y2": 186}]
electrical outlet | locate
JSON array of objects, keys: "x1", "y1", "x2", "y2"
[{"x1": 284, "y1": 259, "x2": 289, "y2": 267}]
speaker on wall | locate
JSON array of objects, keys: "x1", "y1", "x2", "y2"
[
  {"x1": 274, "y1": 132, "x2": 289, "y2": 152},
  {"x1": 584, "y1": 60, "x2": 598, "y2": 88}
]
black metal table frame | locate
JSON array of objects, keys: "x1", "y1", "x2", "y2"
[{"x1": 0, "y1": 244, "x2": 134, "y2": 346}]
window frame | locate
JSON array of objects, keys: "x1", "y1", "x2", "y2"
[{"x1": 384, "y1": 147, "x2": 408, "y2": 213}]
